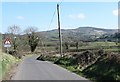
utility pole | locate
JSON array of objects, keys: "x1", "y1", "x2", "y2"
[{"x1": 57, "y1": 4, "x2": 62, "y2": 57}]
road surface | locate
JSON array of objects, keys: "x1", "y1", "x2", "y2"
[{"x1": 12, "y1": 55, "x2": 88, "y2": 80}]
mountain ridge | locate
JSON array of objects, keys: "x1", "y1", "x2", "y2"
[
  {"x1": 2, "y1": 27, "x2": 118, "y2": 42},
  {"x1": 37, "y1": 27, "x2": 118, "y2": 42}
]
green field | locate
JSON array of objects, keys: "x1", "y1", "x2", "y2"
[
  {"x1": 35, "y1": 42, "x2": 120, "y2": 53},
  {"x1": 70, "y1": 42, "x2": 120, "y2": 52}
]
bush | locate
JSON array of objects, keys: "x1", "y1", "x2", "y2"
[{"x1": 8, "y1": 50, "x2": 22, "y2": 59}]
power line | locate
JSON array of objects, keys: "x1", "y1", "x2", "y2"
[
  {"x1": 48, "y1": 9, "x2": 56, "y2": 29},
  {"x1": 48, "y1": 0, "x2": 63, "y2": 29},
  {"x1": 59, "y1": 0, "x2": 64, "y2": 5}
]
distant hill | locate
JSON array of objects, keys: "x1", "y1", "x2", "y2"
[
  {"x1": 37, "y1": 27, "x2": 117, "y2": 42},
  {"x1": 97, "y1": 31, "x2": 120, "y2": 42},
  {"x1": 2, "y1": 27, "x2": 118, "y2": 43}
]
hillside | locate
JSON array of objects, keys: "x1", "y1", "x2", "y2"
[
  {"x1": 97, "y1": 32, "x2": 120, "y2": 42},
  {"x1": 38, "y1": 27, "x2": 117, "y2": 42},
  {"x1": 2, "y1": 27, "x2": 117, "y2": 43}
]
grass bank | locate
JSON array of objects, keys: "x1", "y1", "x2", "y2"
[{"x1": 0, "y1": 52, "x2": 19, "y2": 81}]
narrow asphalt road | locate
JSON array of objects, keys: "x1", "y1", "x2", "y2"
[{"x1": 12, "y1": 55, "x2": 88, "y2": 80}]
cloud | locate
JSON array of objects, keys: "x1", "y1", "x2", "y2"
[
  {"x1": 68, "y1": 14, "x2": 76, "y2": 19},
  {"x1": 78, "y1": 14, "x2": 86, "y2": 19},
  {"x1": 16, "y1": 16, "x2": 25, "y2": 20},
  {"x1": 68, "y1": 13, "x2": 86, "y2": 19},
  {"x1": 112, "y1": 9, "x2": 120, "y2": 16}
]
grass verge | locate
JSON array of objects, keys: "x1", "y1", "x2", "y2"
[{"x1": 0, "y1": 52, "x2": 19, "y2": 81}]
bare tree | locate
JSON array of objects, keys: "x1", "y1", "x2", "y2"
[
  {"x1": 24, "y1": 27, "x2": 37, "y2": 34},
  {"x1": 24, "y1": 27, "x2": 39, "y2": 52},
  {"x1": 7, "y1": 25, "x2": 21, "y2": 51},
  {"x1": 8, "y1": 25, "x2": 21, "y2": 35}
]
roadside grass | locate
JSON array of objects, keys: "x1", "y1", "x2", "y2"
[{"x1": 0, "y1": 52, "x2": 19, "y2": 80}]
